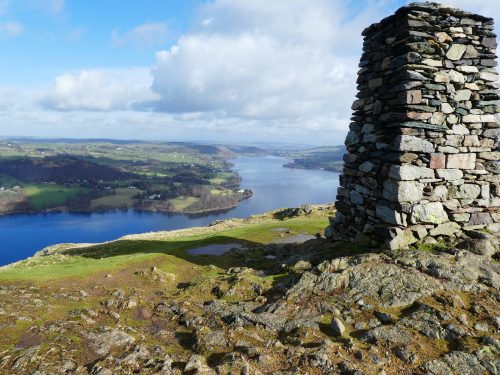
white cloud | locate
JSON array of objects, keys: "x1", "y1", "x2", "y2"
[
  {"x1": 0, "y1": 21, "x2": 23, "y2": 36},
  {"x1": 112, "y1": 22, "x2": 169, "y2": 48},
  {"x1": 40, "y1": 68, "x2": 158, "y2": 111},
  {"x1": 15, "y1": 0, "x2": 497, "y2": 145},
  {"x1": 148, "y1": 0, "x2": 396, "y2": 142},
  {"x1": 152, "y1": 34, "x2": 356, "y2": 121}
]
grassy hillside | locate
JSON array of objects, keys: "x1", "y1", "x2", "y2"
[{"x1": 0, "y1": 206, "x2": 331, "y2": 282}]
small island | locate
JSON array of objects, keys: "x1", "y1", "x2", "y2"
[{"x1": 0, "y1": 140, "x2": 252, "y2": 216}]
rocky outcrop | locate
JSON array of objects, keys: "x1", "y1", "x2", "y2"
[
  {"x1": 1, "y1": 230, "x2": 498, "y2": 374},
  {"x1": 328, "y1": 2, "x2": 499, "y2": 249}
]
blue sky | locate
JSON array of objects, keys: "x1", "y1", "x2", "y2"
[{"x1": 0, "y1": 0, "x2": 497, "y2": 145}]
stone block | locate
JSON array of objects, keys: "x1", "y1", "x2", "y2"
[
  {"x1": 345, "y1": 130, "x2": 360, "y2": 146},
  {"x1": 480, "y1": 184, "x2": 490, "y2": 199},
  {"x1": 383, "y1": 179, "x2": 423, "y2": 203},
  {"x1": 452, "y1": 125, "x2": 469, "y2": 135},
  {"x1": 429, "y1": 222, "x2": 461, "y2": 236},
  {"x1": 468, "y1": 213, "x2": 493, "y2": 226},
  {"x1": 446, "y1": 44, "x2": 467, "y2": 60},
  {"x1": 450, "y1": 213, "x2": 470, "y2": 222},
  {"x1": 369, "y1": 78, "x2": 383, "y2": 89},
  {"x1": 430, "y1": 153, "x2": 446, "y2": 169},
  {"x1": 459, "y1": 184, "x2": 481, "y2": 199},
  {"x1": 447, "y1": 154, "x2": 476, "y2": 169},
  {"x1": 463, "y1": 135, "x2": 479, "y2": 147},
  {"x1": 463, "y1": 45, "x2": 479, "y2": 58},
  {"x1": 479, "y1": 152, "x2": 500, "y2": 161},
  {"x1": 449, "y1": 70, "x2": 465, "y2": 83},
  {"x1": 393, "y1": 135, "x2": 434, "y2": 153},
  {"x1": 389, "y1": 165, "x2": 434, "y2": 180},
  {"x1": 405, "y1": 90, "x2": 422, "y2": 104},
  {"x1": 411, "y1": 225, "x2": 428, "y2": 240},
  {"x1": 434, "y1": 71, "x2": 450, "y2": 83},
  {"x1": 387, "y1": 228, "x2": 418, "y2": 250},
  {"x1": 435, "y1": 32, "x2": 452, "y2": 43},
  {"x1": 479, "y1": 72, "x2": 498, "y2": 82},
  {"x1": 457, "y1": 65, "x2": 478, "y2": 73},
  {"x1": 350, "y1": 190, "x2": 364, "y2": 205},
  {"x1": 452, "y1": 89, "x2": 471, "y2": 101},
  {"x1": 411, "y1": 202, "x2": 449, "y2": 224},
  {"x1": 375, "y1": 204, "x2": 404, "y2": 225},
  {"x1": 431, "y1": 185, "x2": 448, "y2": 201},
  {"x1": 359, "y1": 161, "x2": 376, "y2": 173},
  {"x1": 441, "y1": 103, "x2": 454, "y2": 114},
  {"x1": 430, "y1": 112, "x2": 446, "y2": 125},
  {"x1": 445, "y1": 135, "x2": 463, "y2": 147}
]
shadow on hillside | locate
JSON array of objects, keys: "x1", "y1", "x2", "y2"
[
  {"x1": 59, "y1": 235, "x2": 370, "y2": 272},
  {"x1": 60, "y1": 236, "x2": 263, "y2": 270}
]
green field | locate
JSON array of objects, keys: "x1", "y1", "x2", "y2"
[
  {"x1": 24, "y1": 184, "x2": 89, "y2": 210},
  {"x1": 167, "y1": 195, "x2": 200, "y2": 210},
  {"x1": 90, "y1": 188, "x2": 138, "y2": 210},
  {"x1": 0, "y1": 140, "x2": 243, "y2": 215}
]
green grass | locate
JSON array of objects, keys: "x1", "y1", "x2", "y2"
[
  {"x1": 24, "y1": 184, "x2": 89, "y2": 210},
  {"x1": 90, "y1": 188, "x2": 138, "y2": 209},
  {"x1": 168, "y1": 196, "x2": 199, "y2": 210},
  {"x1": 0, "y1": 216, "x2": 328, "y2": 282}
]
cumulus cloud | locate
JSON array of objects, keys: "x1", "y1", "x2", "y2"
[
  {"x1": 15, "y1": 0, "x2": 492, "y2": 145},
  {"x1": 0, "y1": 21, "x2": 23, "y2": 36},
  {"x1": 40, "y1": 68, "x2": 158, "y2": 111},
  {"x1": 112, "y1": 22, "x2": 169, "y2": 48},
  {"x1": 149, "y1": 0, "x2": 397, "y2": 141}
]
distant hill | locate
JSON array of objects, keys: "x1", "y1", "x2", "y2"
[{"x1": 276, "y1": 145, "x2": 346, "y2": 172}]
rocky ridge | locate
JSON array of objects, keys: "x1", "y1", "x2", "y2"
[{"x1": 0, "y1": 204, "x2": 498, "y2": 374}]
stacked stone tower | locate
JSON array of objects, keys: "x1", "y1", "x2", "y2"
[{"x1": 327, "y1": 2, "x2": 499, "y2": 249}]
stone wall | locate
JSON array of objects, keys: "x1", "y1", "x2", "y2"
[{"x1": 327, "y1": 2, "x2": 499, "y2": 249}]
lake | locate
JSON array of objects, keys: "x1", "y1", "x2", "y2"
[{"x1": 0, "y1": 156, "x2": 339, "y2": 265}]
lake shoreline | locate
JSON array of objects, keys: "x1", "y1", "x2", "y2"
[{"x1": 0, "y1": 189, "x2": 254, "y2": 218}]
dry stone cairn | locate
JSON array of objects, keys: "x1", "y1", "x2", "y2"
[{"x1": 327, "y1": 2, "x2": 499, "y2": 249}]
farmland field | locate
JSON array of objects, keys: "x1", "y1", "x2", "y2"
[{"x1": 0, "y1": 140, "x2": 251, "y2": 215}]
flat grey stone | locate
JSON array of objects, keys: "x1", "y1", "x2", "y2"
[
  {"x1": 393, "y1": 135, "x2": 435, "y2": 153},
  {"x1": 447, "y1": 154, "x2": 476, "y2": 169},
  {"x1": 436, "y1": 169, "x2": 463, "y2": 180},
  {"x1": 446, "y1": 44, "x2": 467, "y2": 60},
  {"x1": 412, "y1": 202, "x2": 448, "y2": 224},
  {"x1": 429, "y1": 222, "x2": 461, "y2": 236},
  {"x1": 383, "y1": 179, "x2": 424, "y2": 203},
  {"x1": 389, "y1": 165, "x2": 434, "y2": 180},
  {"x1": 376, "y1": 204, "x2": 404, "y2": 225}
]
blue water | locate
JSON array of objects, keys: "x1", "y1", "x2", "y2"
[{"x1": 0, "y1": 156, "x2": 339, "y2": 265}]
